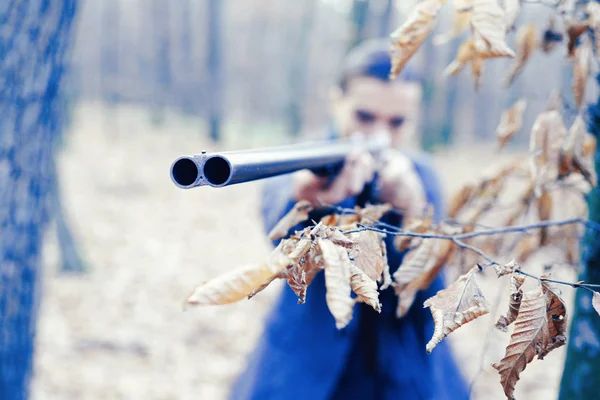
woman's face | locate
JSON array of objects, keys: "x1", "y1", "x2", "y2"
[{"x1": 331, "y1": 76, "x2": 422, "y2": 148}]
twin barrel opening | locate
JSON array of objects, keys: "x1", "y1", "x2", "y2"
[{"x1": 171, "y1": 156, "x2": 232, "y2": 188}]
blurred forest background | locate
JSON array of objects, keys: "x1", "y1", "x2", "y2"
[
  {"x1": 66, "y1": 0, "x2": 587, "y2": 149},
  {"x1": 4, "y1": 0, "x2": 598, "y2": 399}
]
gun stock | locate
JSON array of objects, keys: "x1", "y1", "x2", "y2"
[{"x1": 170, "y1": 136, "x2": 389, "y2": 189}]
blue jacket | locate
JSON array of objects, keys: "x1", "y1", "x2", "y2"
[{"x1": 229, "y1": 151, "x2": 469, "y2": 400}]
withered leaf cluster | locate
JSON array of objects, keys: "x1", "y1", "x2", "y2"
[
  {"x1": 187, "y1": 204, "x2": 394, "y2": 329},
  {"x1": 492, "y1": 267, "x2": 568, "y2": 399}
]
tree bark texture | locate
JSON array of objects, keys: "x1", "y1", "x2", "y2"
[
  {"x1": 559, "y1": 74, "x2": 600, "y2": 399},
  {"x1": 0, "y1": 1, "x2": 78, "y2": 398}
]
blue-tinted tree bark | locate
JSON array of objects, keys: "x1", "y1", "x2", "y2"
[
  {"x1": 558, "y1": 74, "x2": 600, "y2": 399},
  {"x1": 0, "y1": 1, "x2": 78, "y2": 399},
  {"x1": 207, "y1": 0, "x2": 222, "y2": 142}
]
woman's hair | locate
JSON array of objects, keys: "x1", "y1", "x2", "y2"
[{"x1": 338, "y1": 38, "x2": 421, "y2": 92}]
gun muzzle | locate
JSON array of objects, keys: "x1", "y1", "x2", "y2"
[{"x1": 170, "y1": 135, "x2": 390, "y2": 189}]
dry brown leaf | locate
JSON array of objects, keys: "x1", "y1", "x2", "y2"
[
  {"x1": 537, "y1": 191, "x2": 552, "y2": 245},
  {"x1": 593, "y1": 292, "x2": 600, "y2": 317},
  {"x1": 567, "y1": 21, "x2": 590, "y2": 58},
  {"x1": 268, "y1": 200, "x2": 313, "y2": 240},
  {"x1": 539, "y1": 282, "x2": 567, "y2": 359},
  {"x1": 494, "y1": 260, "x2": 520, "y2": 277},
  {"x1": 505, "y1": 24, "x2": 537, "y2": 87},
  {"x1": 540, "y1": 16, "x2": 563, "y2": 54},
  {"x1": 573, "y1": 38, "x2": 592, "y2": 109},
  {"x1": 444, "y1": 39, "x2": 477, "y2": 77},
  {"x1": 325, "y1": 228, "x2": 355, "y2": 248},
  {"x1": 559, "y1": 115, "x2": 585, "y2": 178},
  {"x1": 496, "y1": 99, "x2": 527, "y2": 149},
  {"x1": 393, "y1": 212, "x2": 433, "y2": 252},
  {"x1": 186, "y1": 243, "x2": 291, "y2": 306},
  {"x1": 393, "y1": 239, "x2": 439, "y2": 317},
  {"x1": 448, "y1": 183, "x2": 476, "y2": 218},
  {"x1": 424, "y1": 266, "x2": 491, "y2": 353},
  {"x1": 471, "y1": 0, "x2": 515, "y2": 58},
  {"x1": 583, "y1": 134, "x2": 597, "y2": 157},
  {"x1": 407, "y1": 239, "x2": 456, "y2": 291},
  {"x1": 321, "y1": 214, "x2": 339, "y2": 226},
  {"x1": 389, "y1": 0, "x2": 443, "y2": 79},
  {"x1": 348, "y1": 230, "x2": 388, "y2": 282},
  {"x1": 495, "y1": 273, "x2": 526, "y2": 332},
  {"x1": 358, "y1": 203, "x2": 393, "y2": 223},
  {"x1": 471, "y1": 55, "x2": 484, "y2": 90},
  {"x1": 349, "y1": 264, "x2": 381, "y2": 312},
  {"x1": 286, "y1": 262, "x2": 308, "y2": 304},
  {"x1": 514, "y1": 234, "x2": 539, "y2": 263},
  {"x1": 493, "y1": 282, "x2": 567, "y2": 398},
  {"x1": 318, "y1": 238, "x2": 354, "y2": 329},
  {"x1": 492, "y1": 285, "x2": 547, "y2": 400}
]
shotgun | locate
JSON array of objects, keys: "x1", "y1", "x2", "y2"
[{"x1": 169, "y1": 135, "x2": 390, "y2": 189}]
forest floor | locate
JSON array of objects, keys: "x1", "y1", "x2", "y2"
[{"x1": 32, "y1": 102, "x2": 578, "y2": 400}]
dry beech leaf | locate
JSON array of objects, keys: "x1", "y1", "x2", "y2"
[
  {"x1": 540, "y1": 16, "x2": 563, "y2": 54},
  {"x1": 325, "y1": 228, "x2": 355, "y2": 248},
  {"x1": 537, "y1": 191, "x2": 552, "y2": 246},
  {"x1": 424, "y1": 266, "x2": 491, "y2": 353},
  {"x1": 394, "y1": 212, "x2": 433, "y2": 252},
  {"x1": 592, "y1": 292, "x2": 600, "y2": 317},
  {"x1": 471, "y1": 0, "x2": 515, "y2": 58},
  {"x1": 393, "y1": 239, "x2": 438, "y2": 317},
  {"x1": 505, "y1": 24, "x2": 537, "y2": 87},
  {"x1": 186, "y1": 243, "x2": 291, "y2": 306},
  {"x1": 412, "y1": 239, "x2": 455, "y2": 289},
  {"x1": 348, "y1": 230, "x2": 389, "y2": 282},
  {"x1": 539, "y1": 282, "x2": 567, "y2": 359},
  {"x1": 321, "y1": 214, "x2": 339, "y2": 226},
  {"x1": 268, "y1": 200, "x2": 313, "y2": 240},
  {"x1": 573, "y1": 38, "x2": 592, "y2": 109},
  {"x1": 495, "y1": 273, "x2": 526, "y2": 332},
  {"x1": 496, "y1": 99, "x2": 527, "y2": 149},
  {"x1": 471, "y1": 55, "x2": 484, "y2": 89},
  {"x1": 358, "y1": 203, "x2": 393, "y2": 222},
  {"x1": 583, "y1": 134, "x2": 597, "y2": 157},
  {"x1": 349, "y1": 264, "x2": 381, "y2": 312},
  {"x1": 514, "y1": 233, "x2": 539, "y2": 263},
  {"x1": 444, "y1": 39, "x2": 477, "y2": 77},
  {"x1": 389, "y1": 0, "x2": 443, "y2": 79},
  {"x1": 492, "y1": 283, "x2": 567, "y2": 399},
  {"x1": 567, "y1": 21, "x2": 590, "y2": 58},
  {"x1": 448, "y1": 183, "x2": 476, "y2": 218},
  {"x1": 318, "y1": 238, "x2": 354, "y2": 329},
  {"x1": 494, "y1": 260, "x2": 520, "y2": 277},
  {"x1": 286, "y1": 262, "x2": 308, "y2": 304},
  {"x1": 558, "y1": 115, "x2": 585, "y2": 178}
]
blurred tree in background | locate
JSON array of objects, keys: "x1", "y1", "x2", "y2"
[{"x1": 0, "y1": 1, "x2": 79, "y2": 399}]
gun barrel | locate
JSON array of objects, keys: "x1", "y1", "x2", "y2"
[{"x1": 170, "y1": 136, "x2": 389, "y2": 189}]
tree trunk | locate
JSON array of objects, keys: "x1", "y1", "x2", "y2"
[
  {"x1": 348, "y1": 0, "x2": 370, "y2": 51},
  {"x1": 558, "y1": 75, "x2": 600, "y2": 399},
  {"x1": 0, "y1": 1, "x2": 78, "y2": 399},
  {"x1": 207, "y1": 0, "x2": 223, "y2": 142},
  {"x1": 286, "y1": 0, "x2": 316, "y2": 136}
]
